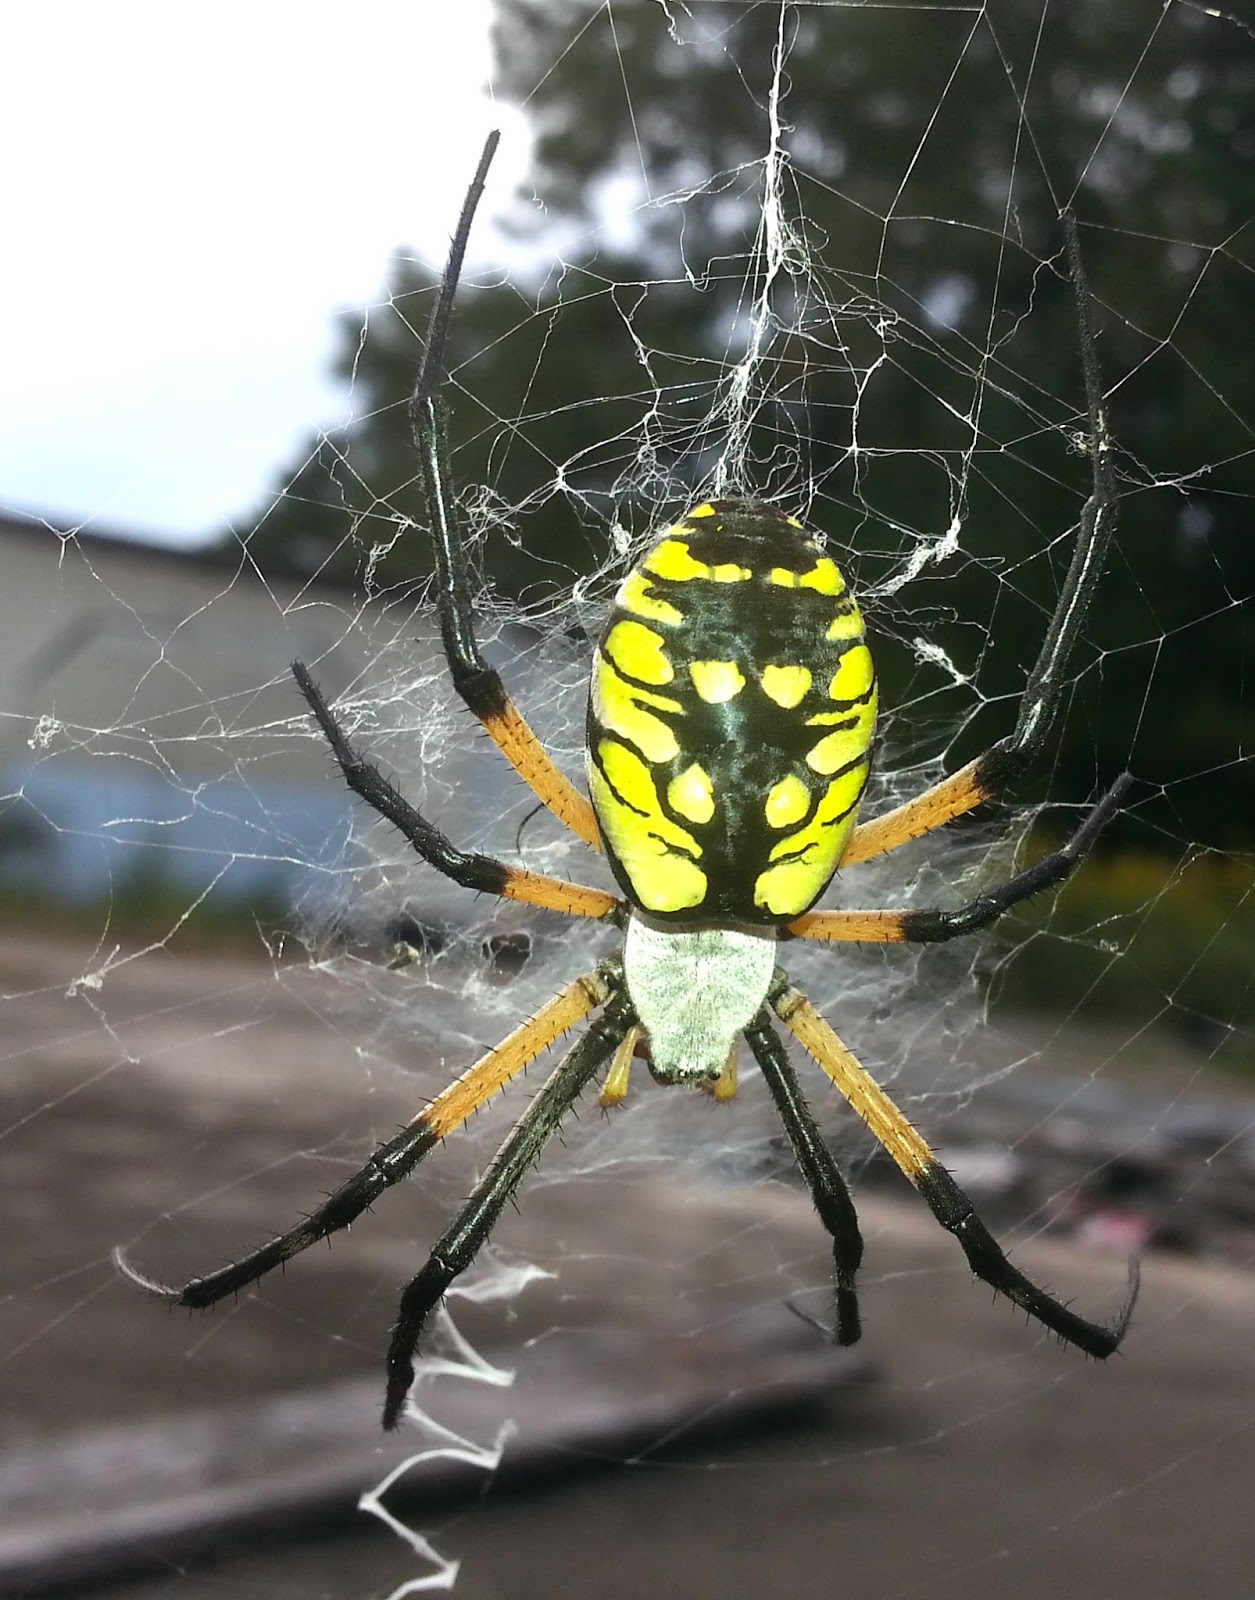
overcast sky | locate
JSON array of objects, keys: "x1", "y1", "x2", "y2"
[{"x1": 1, "y1": 2, "x2": 535, "y2": 547}]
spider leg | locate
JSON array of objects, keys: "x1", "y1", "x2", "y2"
[
  {"x1": 769, "y1": 974, "x2": 1138, "y2": 1357},
  {"x1": 408, "y1": 128, "x2": 601, "y2": 851},
  {"x1": 382, "y1": 989, "x2": 636, "y2": 1429},
  {"x1": 113, "y1": 966, "x2": 620, "y2": 1309},
  {"x1": 292, "y1": 660, "x2": 617, "y2": 920},
  {"x1": 842, "y1": 210, "x2": 1118, "y2": 871},
  {"x1": 743, "y1": 1012, "x2": 862, "y2": 1345},
  {"x1": 792, "y1": 772, "x2": 1130, "y2": 943}
]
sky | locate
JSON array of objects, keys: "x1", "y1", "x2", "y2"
[{"x1": 0, "y1": 2, "x2": 534, "y2": 548}]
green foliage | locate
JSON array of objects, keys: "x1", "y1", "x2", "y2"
[
  {"x1": 227, "y1": 244, "x2": 729, "y2": 597},
  {"x1": 999, "y1": 848, "x2": 1255, "y2": 1042},
  {"x1": 0, "y1": 865, "x2": 292, "y2": 955}
]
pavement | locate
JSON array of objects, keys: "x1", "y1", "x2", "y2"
[{"x1": 3, "y1": 932, "x2": 1254, "y2": 1600}]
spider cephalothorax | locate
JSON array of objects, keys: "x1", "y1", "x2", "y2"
[{"x1": 120, "y1": 131, "x2": 1138, "y2": 1431}]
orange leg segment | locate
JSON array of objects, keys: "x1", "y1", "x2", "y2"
[
  {"x1": 841, "y1": 757, "x2": 989, "y2": 868},
  {"x1": 479, "y1": 698, "x2": 602, "y2": 851}
]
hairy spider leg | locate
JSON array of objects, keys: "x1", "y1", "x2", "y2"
[
  {"x1": 382, "y1": 990, "x2": 636, "y2": 1429},
  {"x1": 743, "y1": 1013, "x2": 863, "y2": 1344},
  {"x1": 791, "y1": 774, "x2": 1131, "y2": 943},
  {"x1": 408, "y1": 127, "x2": 601, "y2": 851},
  {"x1": 834, "y1": 209, "x2": 1119, "y2": 878},
  {"x1": 770, "y1": 975, "x2": 1139, "y2": 1356},
  {"x1": 114, "y1": 966, "x2": 619, "y2": 1310},
  {"x1": 291, "y1": 660, "x2": 617, "y2": 920}
]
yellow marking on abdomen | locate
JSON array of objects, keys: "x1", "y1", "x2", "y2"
[
  {"x1": 646, "y1": 538, "x2": 752, "y2": 585},
  {"x1": 690, "y1": 659, "x2": 746, "y2": 703},
  {"x1": 808, "y1": 727, "x2": 864, "y2": 776},
  {"x1": 594, "y1": 739, "x2": 660, "y2": 818},
  {"x1": 768, "y1": 558, "x2": 845, "y2": 594},
  {"x1": 765, "y1": 774, "x2": 810, "y2": 829},
  {"x1": 827, "y1": 644, "x2": 875, "y2": 704},
  {"x1": 594, "y1": 659, "x2": 682, "y2": 764},
  {"x1": 753, "y1": 757, "x2": 870, "y2": 916},
  {"x1": 589, "y1": 741, "x2": 707, "y2": 914},
  {"x1": 604, "y1": 618, "x2": 675, "y2": 685},
  {"x1": 668, "y1": 763, "x2": 715, "y2": 824},
  {"x1": 618, "y1": 570, "x2": 682, "y2": 626},
  {"x1": 826, "y1": 606, "x2": 864, "y2": 642},
  {"x1": 762, "y1": 664, "x2": 812, "y2": 708},
  {"x1": 806, "y1": 647, "x2": 876, "y2": 773}
]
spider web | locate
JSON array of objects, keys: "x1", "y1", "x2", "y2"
[{"x1": 3, "y1": 4, "x2": 1254, "y2": 1598}]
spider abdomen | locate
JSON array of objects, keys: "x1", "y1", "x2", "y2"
[{"x1": 587, "y1": 498, "x2": 877, "y2": 924}]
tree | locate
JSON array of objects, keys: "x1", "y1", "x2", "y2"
[{"x1": 223, "y1": 0, "x2": 1254, "y2": 844}]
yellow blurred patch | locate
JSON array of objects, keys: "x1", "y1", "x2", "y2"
[
  {"x1": 646, "y1": 539, "x2": 752, "y2": 586},
  {"x1": 768, "y1": 558, "x2": 845, "y2": 594},
  {"x1": 619, "y1": 570, "x2": 682, "y2": 626}
]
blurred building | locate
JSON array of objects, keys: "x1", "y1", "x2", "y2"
[
  {"x1": 0, "y1": 509, "x2": 582, "y2": 949},
  {"x1": 0, "y1": 510, "x2": 371, "y2": 920}
]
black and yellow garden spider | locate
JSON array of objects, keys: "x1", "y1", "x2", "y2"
[{"x1": 121, "y1": 131, "x2": 1137, "y2": 1430}]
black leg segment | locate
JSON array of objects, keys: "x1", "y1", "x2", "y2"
[
  {"x1": 899, "y1": 773, "x2": 1132, "y2": 944},
  {"x1": 114, "y1": 1119, "x2": 443, "y2": 1308},
  {"x1": 744, "y1": 1012, "x2": 863, "y2": 1346},
  {"x1": 972, "y1": 210, "x2": 1120, "y2": 799},
  {"x1": 915, "y1": 1160, "x2": 1139, "y2": 1357},
  {"x1": 382, "y1": 991, "x2": 637, "y2": 1429},
  {"x1": 292, "y1": 658, "x2": 512, "y2": 898},
  {"x1": 408, "y1": 130, "x2": 511, "y2": 719}
]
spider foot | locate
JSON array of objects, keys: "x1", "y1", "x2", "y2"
[
  {"x1": 786, "y1": 1283, "x2": 861, "y2": 1346},
  {"x1": 1092, "y1": 1253, "x2": 1142, "y2": 1352},
  {"x1": 111, "y1": 1245, "x2": 183, "y2": 1301},
  {"x1": 382, "y1": 1257, "x2": 454, "y2": 1430},
  {"x1": 382, "y1": 1347, "x2": 417, "y2": 1432}
]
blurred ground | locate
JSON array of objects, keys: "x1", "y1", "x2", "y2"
[{"x1": 3, "y1": 932, "x2": 1255, "y2": 1599}]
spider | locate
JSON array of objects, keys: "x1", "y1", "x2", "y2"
[{"x1": 120, "y1": 131, "x2": 1137, "y2": 1430}]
